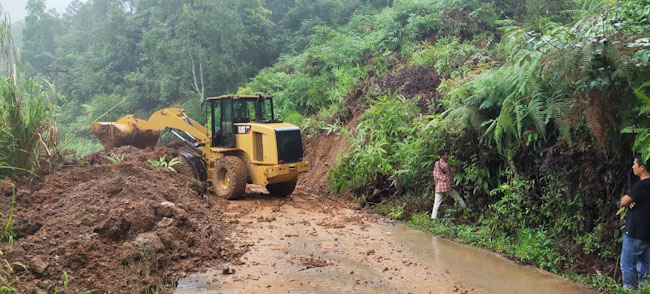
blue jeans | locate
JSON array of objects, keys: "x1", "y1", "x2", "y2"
[{"x1": 621, "y1": 235, "x2": 650, "y2": 288}]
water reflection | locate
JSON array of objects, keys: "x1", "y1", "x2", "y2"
[{"x1": 385, "y1": 223, "x2": 596, "y2": 294}]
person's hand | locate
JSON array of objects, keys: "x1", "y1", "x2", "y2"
[{"x1": 630, "y1": 201, "x2": 637, "y2": 209}]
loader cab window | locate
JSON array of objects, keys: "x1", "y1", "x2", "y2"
[
  {"x1": 211, "y1": 100, "x2": 221, "y2": 147},
  {"x1": 260, "y1": 98, "x2": 275, "y2": 122},
  {"x1": 231, "y1": 98, "x2": 277, "y2": 123},
  {"x1": 211, "y1": 96, "x2": 277, "y2": 148},
  {"x1": 233, "y1": 100, "x2": 253, "y2": 123},
  {"x1": 211, "y1": 99, "x2": 235, "y2": 148}
]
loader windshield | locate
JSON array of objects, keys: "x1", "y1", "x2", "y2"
[
  {"x1": 259, "y1": 98, "x2": 274, "y2": 122},
  {"x1": 233, "y1": 100, "x2": 253, "y2": 123},
  {"x1": 232, "y1": 98, "x2": 275, "y2": 123}
]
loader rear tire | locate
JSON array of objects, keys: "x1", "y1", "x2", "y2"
[
  {"x1": 266, "y1": 179, "x2": 297, "y2": 197},
  {"x1": 214, "y1": 156, "x2": 247, "y2": 200}
]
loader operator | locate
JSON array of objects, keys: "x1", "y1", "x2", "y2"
[{"x1": 431, "y1": 148, "x2": 466, "y2": 220}]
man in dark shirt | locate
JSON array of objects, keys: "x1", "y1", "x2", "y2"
[{"x1": 620, "y1": 154, "x2": 650, "y2": 288}]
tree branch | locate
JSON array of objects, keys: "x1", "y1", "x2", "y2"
[{"x1": 189, "y1": 51, "x2": 205, "y2": 102}]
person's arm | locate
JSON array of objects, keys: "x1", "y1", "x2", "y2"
[
  {"x1": 433, "y1": 162, "x2": 445, "y2": 183},
  {"x1": 621, "y1": 195, "x2": 635, "y2": 208},
  {"x1": 621, "y1": 181, "x2": 648, "y2": 208},
  {"x1": 441, "y1": 163, "x2": 453, "y2": 186}
]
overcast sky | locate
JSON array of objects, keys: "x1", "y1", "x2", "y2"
[{"x1": 1, "y1": 0, "x2": 73, "y2": 23}]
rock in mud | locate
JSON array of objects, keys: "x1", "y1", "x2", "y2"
[
  {"x1": 13, "y1": 219, "x2": 42, "y2": 239},
  {"x1": 95, "y1": 211, "x2": 131, "y2": 241},
  {"x1": 30, "y1": 256, "x2": 49, "y2": 275},
  {"x1": 221, "y1": 265, "x2": 236, "y2": 275},
  {"x1": 133, "y1": 232, "x2": 165, "y2": 255}
]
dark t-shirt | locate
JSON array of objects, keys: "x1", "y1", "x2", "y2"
[{"x1": 625, "y1": 178, "x2": 650, "y2": 242}]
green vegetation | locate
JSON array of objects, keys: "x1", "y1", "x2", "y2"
[
  {"x1": 0, "y1": 13, "x2": 59, "y2": 176},
  {"x1": 18, "y1": 0, "x2": 397, "y2": 156},
  {"x1": 104, "y1": 152, "x2": 124, "y2": 164},
  {"x1": 244, "y1": 0, "x2": 648, "y2": 292},
  {"x1": 147, "y1": 155, "x2": 180, "y2": 172},
  {"x1": 38, "y1": 271, "x2": 91, "y2": 294},
  {"x1": 0, "y1": 180, "x2": 15, "y2": 245},
  {"x1": 10, "y1": 0, "x2": 650, "y2": 291},
  {"x1": 0, "y1": 257, "x2": 26, "y2": 293}
]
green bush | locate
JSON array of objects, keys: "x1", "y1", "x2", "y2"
[
  {"x1": 328, "y1": 94, "x2": 423, "y2": 192},
  {"x1": 513, "y1": 227, "x2": 564, "y2": 273},
  {"x1": 408, "y1": 37, "x2": 479, "y2": 77}
]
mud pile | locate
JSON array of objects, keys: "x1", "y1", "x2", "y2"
[
  {"x1": 2, "y1": 147, "x2": 241, "y2": 293},
  {"x1": 376, "y1": 65, "x2": 441, "y2": 111},
  {"x1": 91, "y1": 121, "x2": 161, "y2": 150},
  {"x1": 301, "y1": 133, "x2": 349, "y2": 195}
]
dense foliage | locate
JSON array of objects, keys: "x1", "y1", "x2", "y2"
[
  {"x1": 243, "y1": 0, "x2": 649, "y2": 291},
  {"x1": 14, "y1": 0, "x2": 650, "y2": 291}
]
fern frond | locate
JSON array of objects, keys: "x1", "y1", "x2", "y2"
[
  {"x1": 605, "y1": 43, "x2": 633, "y2": 81},
  {"x1": 546, "y1": 94, "x2": 570, "y2": 122},
  {"x1": 585, "y1": 93, "x2": 607, "y2": 150},
  {"x1": 491, "y1": 97, "x2": 519, "y2": 155},
  {"x1": 633, "y1": 130, "x2": 650, "y2": 153},
  {"x1": 515, "y1": 102, "x2": 526, "y2": 138},
  {"x1": 528, "y1": 96, "x2": 547, "y2": 138},
  {"x1": 577, "y1": 42, "x2": 594, "y2": 82},
  {"x1": 498, "y1": 102, "x2": 516, "y2": 136},
  {"x1": 483, "y1": 118, "x2": 497, "y2": 137},
  {"x1": 632, "y1": 80, "x2": 650, "y2": 106}
]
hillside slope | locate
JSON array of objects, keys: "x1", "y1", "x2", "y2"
[{"x1": 245, "y1": 0, "x2": 650, "y2": 291}]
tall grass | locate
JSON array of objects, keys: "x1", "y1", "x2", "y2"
[
  {"x1": 0, "y1": 77, "x2": 58, "y2": 176},
  {"x1": 0, "y1": 180, "x2": 14, "y2": 245},
  {"x1": 0, "y1": 10, "x2": 58, "y2": 177}
]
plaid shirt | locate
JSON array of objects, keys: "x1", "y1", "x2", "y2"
[{"x1": 433, "y1": 159, "x2": 453, "y2": 193}]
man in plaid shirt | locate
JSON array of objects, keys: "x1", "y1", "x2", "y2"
[{"x1": 431, "y1": 148, "x2": 467, "y2": 220}]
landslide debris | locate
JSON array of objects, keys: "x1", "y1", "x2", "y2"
[
  {"x1": 91, "y1": 121, "x2": 161, "y2": 150},
  {"x1": 2, "y1": 147, "x2": 242, "y2": 293}
]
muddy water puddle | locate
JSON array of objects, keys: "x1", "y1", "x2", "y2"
[
  {"x1": 176, "y1": 194, "x2": 596, "y2": 294},
  {"x1": 384, "y1": 225, "x2": 596, "y2": 294}
]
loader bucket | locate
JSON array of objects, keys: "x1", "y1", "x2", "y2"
[{"x1": 91, "y1": 115, "x2": 161, "y2": 150}]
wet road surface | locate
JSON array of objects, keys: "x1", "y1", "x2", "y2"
[{"x1": 176, "y1": 187, "x2": 597, "y2": 294}]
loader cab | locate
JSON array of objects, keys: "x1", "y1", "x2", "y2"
[{"x1": 208, "y1": 95, "x2": 278, "y2": 148}]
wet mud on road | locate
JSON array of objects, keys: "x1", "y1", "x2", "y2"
[
  {"x1": 386, "y1": 228, "x2": 595, "y2": 294},
  {"x1": 177, "y1": 186, "x2": 597, "y2": 294}
]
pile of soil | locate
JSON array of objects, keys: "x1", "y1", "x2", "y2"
[
  {"x1": 2, "y1": 147, "x2": 242, "y2": 293},
  {"x1": 376, "y1": 65, "x2": 441, "y2": 111},
  {"x1": 91, "y1": 121, "x2": 161, "y2": 150},
  {"x1": 300, "y1": 133, "x2": 349, "y2": 195}
]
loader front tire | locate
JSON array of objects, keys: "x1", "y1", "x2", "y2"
[
  {"x1": 266, "y1": 179, "x2": 297, "y2": 197},
  {"x1": 214, "y1": 156, "x2": 247, "y2": 200}
]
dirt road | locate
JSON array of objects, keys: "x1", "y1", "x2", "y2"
[{"x1": 176, "y1": 185, "x2": 596, "y2": 294}]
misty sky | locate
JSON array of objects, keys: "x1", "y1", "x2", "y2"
[{"x1": 1, "y1": 0, "x2": 74, "y2": 23}]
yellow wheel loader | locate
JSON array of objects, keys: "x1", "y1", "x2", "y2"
[{"x1": 91, "y1": 95, "x2": 309, "y2": 200}]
